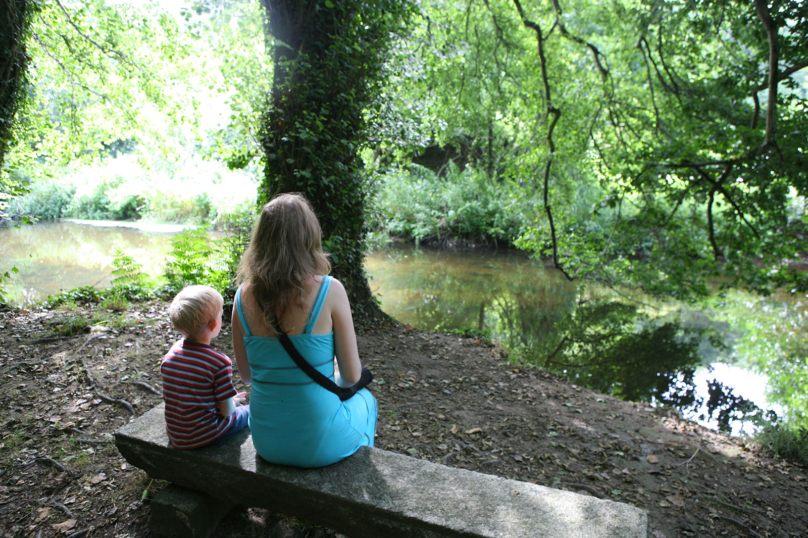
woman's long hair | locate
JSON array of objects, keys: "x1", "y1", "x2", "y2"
[{"x1": 237, "y1": 193, "x2": 331, "y2": 331}]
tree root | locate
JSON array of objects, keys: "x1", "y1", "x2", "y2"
[
  {"x1": 707, "y1": 496, "x2": 788, "y2": 538},
  {"x1": 35, "y1": 456, "x2": 66, "y2": 473},
  {"x1": 80, "y1": 357, "x2": 135, "y2": 415},
  {"x1": 124, "y1": 380, "x2": 161, "y2": 396},
  {"x1": 714, "y1": 514, "x2": 765, "y2": 538},
  {"x1": 51, "y1": 500, "x2": 74, "y2": 518},
  {"x1": 561, "y1": 482, "x2": 606, "y2": 499}
]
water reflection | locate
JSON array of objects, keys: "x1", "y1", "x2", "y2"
[
  {"x1": 366, "y1": 246, "x2": 788, "y2": 434},
  {"x1": 0, "y1": 220, "x2": 182, "y2": 304},
  {"x1": 1, "y1": 224, "x2": 796, "y2": 434}
]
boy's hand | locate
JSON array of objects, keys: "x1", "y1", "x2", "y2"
[{"x1": 234, "y1": 391, "x2": 247, "y2": 405}]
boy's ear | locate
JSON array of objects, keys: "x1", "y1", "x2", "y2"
[{"x1": 207, "y1": 317, "x2": 218, "y2": 332}]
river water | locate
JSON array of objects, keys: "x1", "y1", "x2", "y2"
[{"x1": 2, "y1": 220, "x2": 799, "y2": 434}]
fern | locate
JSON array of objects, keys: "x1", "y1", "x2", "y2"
[{"x1": 111, "y1": 249, "x2": 147, "y2": 287}]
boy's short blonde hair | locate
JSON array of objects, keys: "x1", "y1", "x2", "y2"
[{"x1": 168, "y1": 285, "x2": 223, "y2": 337}]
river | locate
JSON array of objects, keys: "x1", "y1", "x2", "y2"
[{"x1": 2, "y1": 220, "x2": 801, "y2": 434}]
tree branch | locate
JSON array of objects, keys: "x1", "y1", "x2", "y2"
[
  {"x1": 751, "y1": 60, "x2": 807, "y2": 93},
  {"x1": 53, "y1": 0, "x2": 131, "y2": 66},
  {"x1": 638, "y1": 38, "x2": 660, "y2": 134},
  {"x1": 754, "y1": 0, "x2": 779, "y2": 146},
  {"x1": 707, "y1": 186, "x2": 721, "y2": 261},
  {"x1": 694, "y1": 166, "x2": 760, "y2": 239},
  {"x1": 30, "y1": 32, "x2": 109, "y2": 102},
  {"x1": 549, "y1": 0, "x2": 608, "y2": 78}
]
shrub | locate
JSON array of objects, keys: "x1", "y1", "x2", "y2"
[
  {"x1": 753, "y1": 423, "x2": 808, "y2": 465},
  {"x1": 67, "y1": 184, "x2": 113, "y2": 220},
  {"x1": 111, "y1": 195, "x2": 146, "y2": 220},
  {"x1": 146, "y1": 193, "x2": 215, "y2": 224},
  {"x1": 372, "y1": 164, "x2": 524, "y2": 246},
  {"x1": 164, "y1": 227, "x2": 231, "y2": 294},
  {"x1": 7, "y1": 179, "x2": 76, "y2": 220}
]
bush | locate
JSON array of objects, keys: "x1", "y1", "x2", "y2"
[
  {"x1": 372, "y1": 164, "x2": 524, "y2": 246},
  {"x1": 67, "y1": 184, "x2": 113, "y2": 220},
  {"x1": 164, "y1": 227, "x2": 232, "y2": 294},
  {"x1": 7, "y1": 179, "x2": 76, "y2": 220},
  {"x1": 146, "y1": 193, "x2": 215, "y2": 223},
  {"x1": 754, "y1": 423, "x2": 808, "y2": 465}
]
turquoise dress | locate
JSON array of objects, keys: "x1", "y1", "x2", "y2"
[{"x1": 235, "y1": 277, "x2": 377, "y2": 468}]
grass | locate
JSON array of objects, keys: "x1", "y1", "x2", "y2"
[
  {"x1": 100, "y1": 290, "x2": 130, "y2": 312},
  {"x1": 753, "y1": 423, "x2": 808, "y2": 465},
  {"x1": 49, "y1": 314, "x2": 92, "y2": 337}
]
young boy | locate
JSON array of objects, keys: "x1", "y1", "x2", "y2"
[{"x1": 161, "y1": 285, "x2": 249, "y2": 449}]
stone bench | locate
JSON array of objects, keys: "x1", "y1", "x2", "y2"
[{"x1": 115, "y1": 404, "x2": 650, "y2": 538}]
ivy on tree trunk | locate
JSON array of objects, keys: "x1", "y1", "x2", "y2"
[
  {"x1": 258, "y1": 0, "x2": 408, "y2": 318},
  {"x1": 0, "y1": 0, "x2": 33, "y2": 170}
]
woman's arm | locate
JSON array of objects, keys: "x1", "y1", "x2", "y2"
[
  {"x1": 330, "y1": 279, "x2": 362, "y2": 385},
  {"x1": 231, "y1": 302, "x2": 252, "y2": 384}
]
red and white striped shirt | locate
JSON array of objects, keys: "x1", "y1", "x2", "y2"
[{"x1": 161, "y1": 339, "x2": 238, "y2": 449}]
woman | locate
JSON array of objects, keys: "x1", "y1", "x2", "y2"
[{"x1": 231, "y1": 193, "x2": 377, "y2": 467}]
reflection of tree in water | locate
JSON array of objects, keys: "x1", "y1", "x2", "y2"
[{"x1": 514, "y1": 300, "x2": 712, "y2": 403}]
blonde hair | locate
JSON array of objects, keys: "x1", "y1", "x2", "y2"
[
  {"x1": 168, "y1": 285, "x2": 223, "y2": 337},
  {"x1": 237, "y1": 193, "x2": 331, "y2": 331}
]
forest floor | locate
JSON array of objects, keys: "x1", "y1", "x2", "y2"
[{"x1": 1, "y1": 300, "x2": 807, "y2": 538}]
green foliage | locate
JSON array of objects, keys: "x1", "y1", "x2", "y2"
[
  {"x1": 716, "y1": 290, "x2": 808, "y2": 429},
  {"x1": 259, "y1": 0, "x2": 414, "y2": 313},
  {"x1": 7, "y1": 178, "x2": 75, "y2": 220},
  {"x1": 0, "y1": 266, "x2": 20, "y2": 305},
  {"x1": 0, "y1": 0, "x2": 36, "y2": 174},
  {"x1": 163, "y1": 226, "x2": 243, "y2": 296},
  {"x1": 101, "y1": 290, "x2": 130, "y2": 312},
  {"x1": 147, "y1": 193, "x2": 213, "y2": 224},
  {"x1": 49, "y1": 313, "x2": 92, "y2": 337},
  {"x1": 754, "y1": 423, "x2": 808, "y2": 465},
  {"x1": 110, "y1": 249, "x2": 148, "y2": 288},
  {"x1": 3, "y1": 0, "x2": 268, "y2": 223},
  {"x1": 46, "y1": 286, "x2": 104, "y2": 308},
  {"x1": 380, "y1": 0, "x2": 808, "y2": 301},
  {"x1": 373, "y1": 164, "x2": 524, "y2": 246}
]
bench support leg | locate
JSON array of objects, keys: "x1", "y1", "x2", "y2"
[{"x1": 149, "y1": 484, "x2": 235, "y2": 538}]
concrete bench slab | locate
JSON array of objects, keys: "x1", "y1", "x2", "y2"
[{"x1": 116, "y1": 404, "x2": 649, "y2": 538}]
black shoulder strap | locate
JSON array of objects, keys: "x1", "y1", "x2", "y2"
[{"x1": 271, "y1": 318, "x2": 372, "y2": 402}]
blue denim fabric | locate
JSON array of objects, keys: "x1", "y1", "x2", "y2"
[{"x1": 211, "y1": 404, "x2": 250, "y2": 445}]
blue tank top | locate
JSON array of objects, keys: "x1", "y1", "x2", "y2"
[{"x1": 235, "y1": 277, "x2": 377, "y2": 467}]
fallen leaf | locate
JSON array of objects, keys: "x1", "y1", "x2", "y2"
[
  {"x1": 90, "y1": 473, "x2": 107, "y2": 484},
  {"x1": 52, "y1": 519, "x2": 77, "y2": 533},
  {"x1": 514, "y1": 455, "x2": 523, "y2": 462},
  {"x1": 37, "y1": 507, "x2": 51, "y2": 520},
  {"x1": 465, "y1": 428, "x2": 482, "y2": 434},
  {"x1": 652, "y1": 531, "x2": 667, "y2": 538},
  {"x1": 646, "y1": 455, "x2": 659, "y2": 464},
  {"x1": 666, "y1": 494, "x2": 685, "y2": 507},
  {"x1": 450, "y1": 425, "x2": 458, "y2": 434}
]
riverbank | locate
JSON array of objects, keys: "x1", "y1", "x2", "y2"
[{"x1": 1, "y1": 302, "x2": 806, "y2": 538}]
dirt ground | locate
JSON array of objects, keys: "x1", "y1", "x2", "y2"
[{"x1": 1, "y1": 300, "x2": 806, "y2": 538}]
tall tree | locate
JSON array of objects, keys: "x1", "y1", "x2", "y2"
[
  {"x1": 0, "y1": 0, "x2": 34, "y2": 214},
  {"x1": 258, "y1": 0, "x2": 410, "y2": 316}
]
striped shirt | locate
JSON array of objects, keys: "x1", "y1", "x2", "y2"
[{"x1": 161, "y1": 339, "x2": 238, "y2": 449}]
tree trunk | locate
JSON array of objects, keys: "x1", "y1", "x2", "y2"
[
  {"x1": 0, "y1": 0, "x2": 32, "y2": 169},
  {"x1": 258, "y1": 0, "x2": 404, "y2": 320}
]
